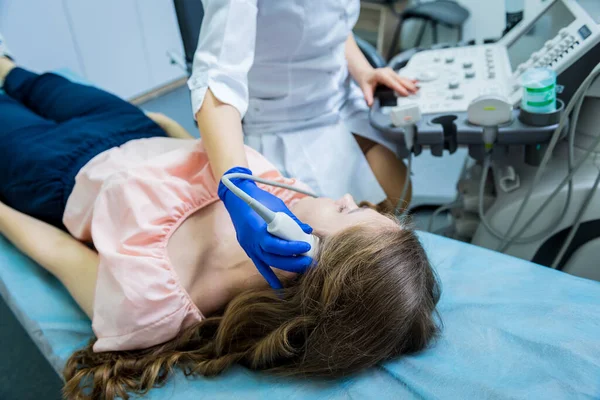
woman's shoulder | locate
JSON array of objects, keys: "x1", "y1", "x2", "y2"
[
  {"x1": 92, "y1": 164, "x2": 219, "y2": 240},
  {"x1": 89, "y1": 161, "x2": 207, "y2": 353}
]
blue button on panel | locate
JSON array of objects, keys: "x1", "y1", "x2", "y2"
[{"x1": 578, "y1": 25, "x2": 592, "y2": 40}]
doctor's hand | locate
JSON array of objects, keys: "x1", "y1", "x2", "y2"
[
  {"x1": 218, "y1": 167, "x2": 314, "y2": 289},
  {"x1": 357, "y1": 67, "x2": 418, "y2": 107}
]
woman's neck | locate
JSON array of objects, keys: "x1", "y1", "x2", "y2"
[
  {"x1": 193, "y1": 260, "x2": 298, "y2": 316},
  {"x1": 166, "y1": 202, "x2": 296, "y2": 318}
]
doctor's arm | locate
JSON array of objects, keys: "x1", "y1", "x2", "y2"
[
  {"x1": 345, "y1": 34, "x2": 418, "y2": 106},
  {"x1": 188, "y1": 0, "x2": 257, "y2": 177},
  {"x1": 195, "y1": 90, "x2": 249, "y2": 178},
  {"x1": 187, "y1": 0, "x2": 313, "y2": 287}
]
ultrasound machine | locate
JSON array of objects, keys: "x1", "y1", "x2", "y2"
[{"x1": 370, "y1": 0, "x2": 600, "y2": 281}]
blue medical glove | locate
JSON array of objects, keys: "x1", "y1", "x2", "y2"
[{"x1": 218, "y1": 166, "x2": 314, "y2": 289}]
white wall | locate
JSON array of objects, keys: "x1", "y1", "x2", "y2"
[
  {"x1": 0, "y1": 0, "x2": 186, "y2": 99},
  {"x1": 136, "y1": 0, "x2": 187, "y2": 87},
  {"x1": 0, "y1": 0, "x2": 84, "y2": 75},
  {"x1": 459, "y1": 0, "x2": 505, "y2": 43}
]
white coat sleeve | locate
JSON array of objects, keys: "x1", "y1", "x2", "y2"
[{"x1": 188, "y1": 0, "x2": 258, "y2": 120}]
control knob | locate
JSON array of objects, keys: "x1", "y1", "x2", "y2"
[{"x1": 417, "y1": 71, "x2": 439, "y2": 82}]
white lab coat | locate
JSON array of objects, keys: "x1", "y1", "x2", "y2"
[{"x1": 189, "y1": 0, "x2": 399, "y2": 203}]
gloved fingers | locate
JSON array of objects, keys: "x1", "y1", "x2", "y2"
[
  {"x1": 299, "y1": 222, "x2": 313, "y2": 234},
  {"x1": 217, "y1": 166, "x2": 256, "y2": 200},
  {"x1": 295, "y1": 218, "x2": 314, "y2": 234},
  {"x1": 253, "y1": 258, "x2": 283, "y2": 289},
  {"x1": 260, "y1": 251, "x2": 313, "y2": 273},
  {"x1": 284, "y1": 211, "x2": 314, "y2": 234},
  {"x1": 261, "y1": 234, "x2": 311, "y2": 256}
]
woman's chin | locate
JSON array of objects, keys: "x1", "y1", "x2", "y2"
[{"x1": 288, "y1": 196, "x2": 313, "y2": 218}]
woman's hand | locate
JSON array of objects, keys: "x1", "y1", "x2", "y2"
[{"x1": 356, "y1": 67, "x2": 418, "y2": 107}]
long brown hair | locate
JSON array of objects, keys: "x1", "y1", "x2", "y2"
[{"x1": 63, "y1": 219, "x2": 441, "y2": 399}]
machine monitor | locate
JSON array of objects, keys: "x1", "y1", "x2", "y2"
[
  {"x1": 576, "y1": 0, "x2": 600, "y2": 24},
  {"x1": 392, "y1": 0, "x2": 600, "y2": 115},
  {"x1": 507, "y1": 1, "x2": 576, "y2": 71}
]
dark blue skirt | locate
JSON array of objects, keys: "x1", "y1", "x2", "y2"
[{"x1": 0, "y1": 68, "x2": 167, "y2": 228}]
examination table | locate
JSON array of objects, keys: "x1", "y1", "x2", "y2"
[
  {"x1": 1, "y1": 70, "x2": 599, "y2": 399},
  {"x1": 1, "y1": 230, "x2": 599, "y2": 399}
]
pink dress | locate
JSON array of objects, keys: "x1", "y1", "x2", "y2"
[{"x1": 63, "y1": 138, "x2": 309, "y2": 352}]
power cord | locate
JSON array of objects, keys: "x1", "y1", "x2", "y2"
[
  {"x1": 551, "y1": 168, "x2": 600, "y2": 269},
  {"x1": 496, "y1": 86, "x2": 589, "y2": 251},
  {"x1": 497, "y1": 63, "x2": 600, "y2": 250},
  {"x1": 478, "y1": 152, "x2": 573, "y2": 246},
  {"x1": 426, "y1": 153, "x2": 471, "y2": 234},
  {"x1": 395, "y1": 153, "x2": 413, "y2": 217},
  {"x1": 427, "y1": 202, "x2": 460, "y2": 233},
  {"x1": 491, "y1": 129, "x2": 600, "y2": 249}
]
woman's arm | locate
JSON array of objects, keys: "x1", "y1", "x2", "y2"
[
  {"x1": 145, "y1": 112, "x2": 194, "y2": 139},
  {"x1": 345, "y1": 34, "x2": 418, "y2": 106},
  {"x1": 0, "y1": 203, "x2": 97, "y2": 318}
]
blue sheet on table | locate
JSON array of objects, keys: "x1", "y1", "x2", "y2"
[{"x1": 1, "y1": 230, "x2": 599, "y2": 400}]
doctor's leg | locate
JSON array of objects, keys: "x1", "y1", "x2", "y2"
[{"x1": 354, "y1": 135, "x2": 412, "y2": 212}]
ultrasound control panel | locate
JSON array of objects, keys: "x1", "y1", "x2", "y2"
[
  {"x1": 389, "y1": 0, "x2": 600, "y2": 115},
  {"x1": 393, "y1": 45, "x2": 510, "y2": 114}
]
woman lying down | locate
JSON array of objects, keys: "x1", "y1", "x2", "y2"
[{"x1": 0, "y1": 54, "x2": 440, "y2": 399}]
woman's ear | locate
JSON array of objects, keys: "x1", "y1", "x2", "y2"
[
  {"x1": 357, "y1": 201, "x2": 378, "y2": 210},
  {"x1": 310, "y1": 229, "x2": 328, "y2": 241},
  {"x1": 358, "y1": 200, "x2": 392, "y2": 214}
]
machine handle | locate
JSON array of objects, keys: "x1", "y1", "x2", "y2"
[{"x1": 267, "y1": 212, "x2": 318, "y2": 259}]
